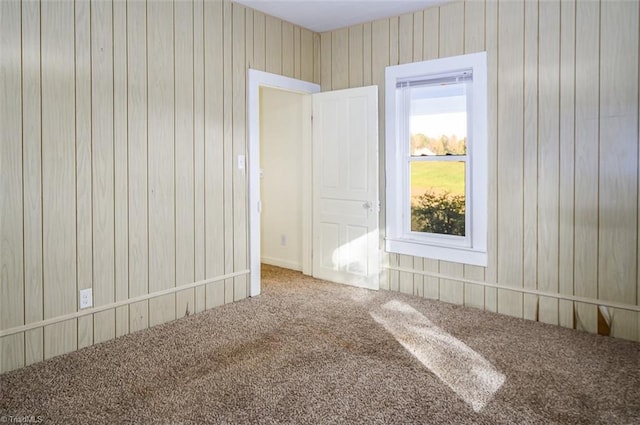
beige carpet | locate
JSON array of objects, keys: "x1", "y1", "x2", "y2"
[{"x1": 1, "y1": 265, "x2": 639, "y2": 424}]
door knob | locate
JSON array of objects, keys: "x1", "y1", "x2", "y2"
[{"x1": 362, "y1": 201, "x2": 371, "y2": 209}]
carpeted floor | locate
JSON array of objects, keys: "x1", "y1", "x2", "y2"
[{"x1": 1, "y1": 265, "x2": 639, "y2": 424}]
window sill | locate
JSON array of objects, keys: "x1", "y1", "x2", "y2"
[{"x1": 385, "y1": 237, "x2": 487, "y2": 267}]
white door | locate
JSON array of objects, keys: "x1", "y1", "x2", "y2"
[{"x1": 312, "y1": 86, "x2": 379, "y2": 290}]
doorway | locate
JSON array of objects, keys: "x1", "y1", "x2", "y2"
[{"x1": 247, "y1": 70, "x2": 320, "y2": 296}]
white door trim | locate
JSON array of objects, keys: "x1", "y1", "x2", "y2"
[{"x1": 247, "y1": 69, "x2": 320, "y2": 296}]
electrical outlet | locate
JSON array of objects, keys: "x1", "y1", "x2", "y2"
[
  {"x1": 280, "y1": 235, "x2": 287, "y2": 246},
  {"x1": 80, "y1": 288, "x2": 93, "y2": 309}
]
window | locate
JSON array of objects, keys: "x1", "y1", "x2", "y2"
[{"x1": 385, "y1": 52, "x2": 487, "y2": 266}]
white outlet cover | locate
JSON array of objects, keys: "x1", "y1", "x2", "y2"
[{"x1": 80, "y1": 288, "x2": 93, "y2": 309}]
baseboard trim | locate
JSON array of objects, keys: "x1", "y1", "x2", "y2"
[
  {"x1": 0, "y1": 269, "x2": 250, "y2": 338},
  {"x1": 385, "y1": 265, "x2": 640, "y2": 313},
  {"x1": 261, "y1": 256, "x2": 302, "y2": 271}
]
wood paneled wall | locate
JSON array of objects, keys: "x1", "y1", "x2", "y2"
[
  {"x1": 0, "y1": 0, "x2": 319, "y2": 374},
  {"x1": 319, "y1": 0, "x2": 640, "y2": 342}
]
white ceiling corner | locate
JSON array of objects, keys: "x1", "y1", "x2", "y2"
[{"x1": 233, "y1": 0, "x2": 453, "y2": 33}]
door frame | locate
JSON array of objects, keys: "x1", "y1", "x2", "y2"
[{"x1": 247, "y1": 69, "x2": 320, "y2": 296}]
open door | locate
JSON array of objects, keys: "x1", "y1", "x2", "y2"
[{"x1": 312, "y1": 86, "x2": 379, "y2": 290}]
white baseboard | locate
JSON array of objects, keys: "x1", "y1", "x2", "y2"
[{"x1": 261, "y1": 256, "x2": 302, "y2": 272}]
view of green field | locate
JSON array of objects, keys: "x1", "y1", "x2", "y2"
[{"x1": 410, "y1": 161, "x2": 465, "y2": 200}]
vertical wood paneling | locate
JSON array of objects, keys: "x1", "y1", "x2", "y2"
[
  {"x1": 41, "y1": 0, "x2": 77, "y2": 359},
  {"x1": 463, "y1": 0, "x2": 486, "y2": 310},
  {"x1": 265, "y1": 15, "x2": 282, "y2": 74},
  {"x1": 282, "y1": 21, "x2": 294, "y2": 77},
  {"x1": 301, "y1": 28, "x2": 314, "y2": 82},
  {"x1": 294, "y1": 25, "x2": 301, "y2": 79},
  {"x1": 148, "y1": 0, "x2": 176, "y2": 326},
  {"x1": 194, "y1": 0, "x2": 206, "y2": 314},
  {"x1": 398, "y1": 13, "x2": 413, "y2": 65},
  {"x1": 437, "y1": 1, "x2": 465, "y2": 306},
  {"x1": 496, "y1": 0, "x2": 524, "y2": 318},
  {"x1": 331, "y1": 28, "x2": 349, "y2": 90},
  {"x1": 574, "y1": 0, "x2": 599, "y2": 335},
  {"x1": 484, "y1": 0, "x2": 498, "y2": 313},
  {"x1": 558, "y1": 0, "x2": 576, "y2": 329},
  {"x1": 92, "y1": 0, "x2": 116, "y2": 344},
  {"x1": 232, "y1": 3, "x2": 248, "y2": 301},
  {"x1": 598, "y1": 0, "x2": 638, "y2": 340},
  {"x1": 204, "y1": 0, "x2": 225, "y2": 309},
  {"x1": 1, "y1": 0, "x2": 25, "y2": 373},
  {"x1": 114, "y1": 0, "x2": 129, "y2": 338},
  {"x1": 223, "y1": 0, "x2": 234, "y2": 304},
  {"x1": 413, "y1": 11, "x2": 423, "y2": 62},
  {"x1": 313, "y1": 33, "x2": 321, "y2": 84},
  {"x1": 522, "y1": 0, "x2": 539, "y2": 322},
  {"x1": 76, "y1": 0, "x2": 93, "y2": 348},
  {"x1": 538, "y1": 0, "x2": 560, "y2": 326},
  {"x1": 399, "y1": 255, "x2": 413, "y2": 295},
  {"x1": 127, "y1": 0, "x2": 149, "y2": 333},
  {"x1": 423, "y1": 8, "x2": 439, "y2": 60},
  {"x1": 348, "y1": 25, "x2": 363, "y2": 87},
  {"x1": 439, "y1": 2, "x2": 464, "y2": 57},
  {"x1": 253, "y1": 11, "x2": 266, "y2": 71},
  {"x1": 176, "y1": 0, "x2": 195, "y2": 318},
  {"x1": 321, "y1": 32, "x2": 332, "y2": 90},
  {"x1": 363, "y1": 23, "x2": 372, "y2": 85},
  {"x1": 23, "y1": 0, "x2": 44, "y2": 365}
]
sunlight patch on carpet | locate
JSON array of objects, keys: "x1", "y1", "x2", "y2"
[{"x1": 370, "y1": 300, "x2": 505, "y2": 412}]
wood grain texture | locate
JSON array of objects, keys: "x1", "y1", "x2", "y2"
[
  {"x1": 301, "y1": 28, "x2": 314, "y2": 82},
  {"x1": 537, "y1": 0, "x2": 560, "y2": 326},
  {"x1": 437, "y1": 1, "x2": 465, "y2": 306},
  {"x1": 484, "y1": 0, "x2": 498, "y2": 313},
  {"x1": 265, "y1": 15, "x2": 282, "y2": 74},
  {"x1": 41, "y1": 0, "x2": 77, "y2": 359},
  {"x1": 194, "y1": 0, "x2": 206, "y2": 314},
  {"x1": 558, "y1": 0, "x2": 576, "y2": 329},
  {"x1": 438, "y1": 1, "x2": 463, "y2": 58},
  {"x1": 598, "y1": 0, "x2": 638, "y2": 341},
  {"x1": 92, "y1": 0, "x2": 116, "y2": 344},
  {"x1": 362, "y1": 23, "x2": 372, "y2": 85},
  {"x1": 147, "y1": 0, "x2": 176, "y2": 326},
  {"x1": 321, "y1": 32, "x2": 332, "y2": 90},
  {"x1": 75, "y1": 0, "x2": 93, "y2": 348},
  {"x1": 522, "y1": 0, "x2": 539, "y2": 322},
  {"x1": 204, "y1": 0, "x2": 224, "y2": 310},
  {"x1": 282, "y1": 21, "x2": 294, "y2": 78},
  {"x1": 223, "y1": 0, "x2": 234, "y2": 304},
  {"x1": 331, "y1": 28, "x2": 349, "y2": 90},
  {"x1": 398, "y1": 255, "x2": 413, "y2": 295},
  {"x1": 348, "y1": 25, "x2": 363, "y2": 87},
  {"x1": 573, "y1": 0, "x2": 599, "y2": 335},
  {"x1": 423, "y1": 7, "x2": 439, "y2": 60},
  {"x1": 496, "y1": 0, "x2": 524, "y2": 318},
  {"x1": 462, "y1": 0, "x2": 486, "y2": 310},
  {"x1": 114, "y1": 0, "x2": 129, "y2": 338},
  {"x1": 127, "y1": 0, "x2": 149, "y2": 333},
  {"x1": 1, "y1": 0, "x2": 25, "y2": 373},
  {"x1": 22, "y1": 0, "x2": 44, "y2": 365},
  {"x1": 253, "y1": 11, "x2": 266, "y2": 71},
  {"x1": 232, "y1": 3, "x2": 248, "y2": 301},
  {"x1": 398, "y1": 13, "x2": 413, "y2": 65},
  {"x1": 412, "y1": 11, "x2": 423, "y2": 62},
  {"x1": 175, "y1": 0, "x2": 196, "y2": 319}
]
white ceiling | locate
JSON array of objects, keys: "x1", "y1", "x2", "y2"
[{"x1": 233, "y1": 0, "x2": 452, "y2": 33}]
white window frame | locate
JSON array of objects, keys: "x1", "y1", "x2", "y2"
[{"x1": 385, "y1": 52, "x2": 488, "y2": 267}]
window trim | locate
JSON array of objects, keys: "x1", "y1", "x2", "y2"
[{"x1": 385, "y1": 52, "x2": 488, "y2": 267}]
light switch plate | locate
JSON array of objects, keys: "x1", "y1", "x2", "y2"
[{"x1": 80, "y1": 288, "x2": 93, "y2": 309}]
